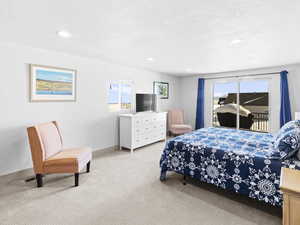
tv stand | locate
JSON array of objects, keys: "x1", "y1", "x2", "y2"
[{"x1": 119, "y1": 112, "x2": 167, "y2": 153}]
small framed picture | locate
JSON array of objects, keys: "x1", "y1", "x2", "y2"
[
  {"x1": 153, "y1": 81, "x2": 169, "y2": 99},
  {"x1": 30, "y1": 64, "x2": 76, "y2": 102}
]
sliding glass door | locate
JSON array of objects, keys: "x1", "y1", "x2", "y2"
[
  {"x1": 213, "y1": 78, "x2": 269, "y2": 132},
  {"x1": 213, "y1": 82, "x2": 238, "y2": 128},
  {"x1": 239, "y1": 80, "x2": 269, "y2": 132}
]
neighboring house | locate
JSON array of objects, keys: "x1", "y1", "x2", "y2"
[{"x1": 223, "y1": 92, "x2": 268, "y2": 114}]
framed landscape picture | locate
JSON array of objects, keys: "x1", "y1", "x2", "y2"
[
  {"x1": 30, "y1": 64, "x2": 76, "y2": 102},
  {"x1": 153, "y1": 81, "x2": 169, "y2": 99}
]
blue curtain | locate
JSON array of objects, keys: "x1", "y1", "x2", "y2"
[
  {"x1": 196, "y1": 78, "x2": 205, "y2": 129},
  {"x1": 280, "y1": 70, "x2": 292, "y2": 127}
]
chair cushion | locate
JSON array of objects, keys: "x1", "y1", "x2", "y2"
[
  {"x1": 44, "y1": 147, "x2": 92, "y2": 173},
  {"x1": 37, "y1": 123, "x2": 62, "y2": 159},
  {"x1": 171, "y1": 124, "x2": 192, "y2": 130},
  {"x1": 170, "y1": 124, "x2": 192, "y2": 134}
]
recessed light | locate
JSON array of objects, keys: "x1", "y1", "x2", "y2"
[
  {"x1": 57, "y1": 30, "x2": 72, "y2": 38},
  {"x1": 231, "y1": 39, "x2": 242, "y2": 45},
  {"x1": 147, "y1": 57, "x2": 154, "y2": 61}
]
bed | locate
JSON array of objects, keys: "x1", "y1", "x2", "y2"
[{"x1": 159, "y1": 127, "x2": 300, "y2": 207}]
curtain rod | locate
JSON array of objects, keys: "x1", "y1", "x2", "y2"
[{"x1": 204, "y1": 72, "x2": 281, "y2": 80}]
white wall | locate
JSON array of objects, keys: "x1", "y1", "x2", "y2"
[
  {"x1": 0, "y1": 42, "x2": 180, "y2": 176},
  {"x1": 179, "y1": 64, "x2": 300, "y2": 131}
]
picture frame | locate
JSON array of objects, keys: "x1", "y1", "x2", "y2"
[
  {"x1": 153, "y1": 81, "x2": 169, "y2": 99},
  {"x1": 30, "y1": 64, "x2": 77, "y2": 102}
]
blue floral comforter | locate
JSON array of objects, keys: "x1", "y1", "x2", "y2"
[{"x1": 160, "y1": 127, "x2": 300, "y2": 207}]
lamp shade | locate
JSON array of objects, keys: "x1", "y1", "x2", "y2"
[{"x1": 295, "y1": 112, "x2": 300, "y2": 120}]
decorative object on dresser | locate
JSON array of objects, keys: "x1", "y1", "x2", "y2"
[
  {"x1": 119, "y1": 112, "x2": 167, "y2": 153},
  {"x1": 27, "y1": 121, "x2": 92, "y2": 187},
  {"x1": 153, "y1": 81, "x2": 169, "y2": 99},
  {"x1": 168, "y1": 109, "x2": 192, "y2": 136},
  {"x1": 280, "y1": 167, "x2": 300, "y2": 225},
  {"x1": 30, "y1": 64, "x2": 76, "y2": 102}
]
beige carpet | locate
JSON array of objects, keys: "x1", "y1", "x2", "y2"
[{"x1": 0, "y1": 141, "x2": 281, "y2": 225}]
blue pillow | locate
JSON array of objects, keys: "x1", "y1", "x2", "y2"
[
  {"x1": 274, "y1": 129, "x2": 300, "y2": 160},
  {"x1": 275, "y1": 120, "x2": 300, "y2": 141}
]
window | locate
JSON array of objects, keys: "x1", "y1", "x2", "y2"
[
  {"x1": 108, "y1": 81, "x2": 133, "y2": 112},
  {"x1": 213, "y1": 79, "x2": 269, "y2": 132},
  {"x1": 213, "y1": 82, "x2": 238, "y2": 128},
  {"x1": 239, "y1": 80, "x2": 269, "y2": 132}
]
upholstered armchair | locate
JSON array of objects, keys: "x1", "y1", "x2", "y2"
[
  {"x1": 27, "y1": 121, "x2": 92, "y2": 187},
  {"x1": 168, "y1": 109, "x2": 192, "y2": 136}
]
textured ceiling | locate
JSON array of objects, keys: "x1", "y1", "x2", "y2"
[{"x1": 1, "y1": 0, "x2": 300, "y2": 75}]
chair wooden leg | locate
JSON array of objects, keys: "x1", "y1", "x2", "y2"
[
  {"x1": 86, "y1": 161, "x2": 90, "y2": 173},
  {"x1": 75, "y1": 173, "x2": 79, "y2": 187},
  {"x1": 36, "y1": 174, "x2": 43, "y2": 188}
]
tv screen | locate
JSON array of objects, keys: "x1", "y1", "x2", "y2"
[{"x1": 136, "y1": 94, "x2": 157, "y2": 112}]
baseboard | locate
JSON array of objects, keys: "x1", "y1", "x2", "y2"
[
  {"x1": 92, "y1": 145, "x2": 119, "y2": 158},
  {"x1": 0, "y1": 145, "x2": 119, "y2": 181}
]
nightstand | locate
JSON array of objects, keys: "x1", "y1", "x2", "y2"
[{"x1": 280, "y1": 167, "x2": 300, "y2": 225}]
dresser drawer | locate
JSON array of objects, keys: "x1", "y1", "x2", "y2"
[
  {"x1": 157, "y1": 121, "x2": 166, "y2": 129},
  {"x1": 134, "y1": 127, "x2": 143, "y2": 135},
  {"x1": 134, "y1": 118, "x2": 143, "y2": 127},
  {"x1": 134, "y1": 123, "x2": 166, "y2": 138},
  {"x1": 153, "y1": 114, "x2": 165, "y2": 121},
  {"x1": 133, "y1": 137, "x2": 144, "y2": 148},
  {"x1": 157, "y1": 113, "x2": 166, "y2": 120},
  {"x1": 134, "y1": 125, "x2": 151, "y2": 135},
  {"x1": 143, "y1": 135, "x2": 151, "y2": 143},
  {"x1": 152, "y1": 123, "x2": 159, "y2": 130},
  {"x1": 134, "y1": 134, "x2": 151, "y2": 147},
  {"x1": 152, "y1": 131, "x2": 166, "y2": 140},
  {"x1": 151, "y1": 116, "x2": 158, "y2": 122},
  {"x1": 134, "y1": 131, "x2": 166, "y2": 148},
  {"x1": 142, "y1": 117, "x2": 152, "y2": 125}
]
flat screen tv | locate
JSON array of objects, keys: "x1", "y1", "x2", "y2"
[{"x1": 136, "y1": 93, "x2": 157, "y2": 112}]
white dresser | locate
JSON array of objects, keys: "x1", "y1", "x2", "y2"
[{"x1": 119, "y1": 112, "x2": 167, "y2": 153}]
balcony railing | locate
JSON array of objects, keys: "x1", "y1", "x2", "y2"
[{"x1": 251, "y1": 112, "x2": 269, "y2": 132}]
